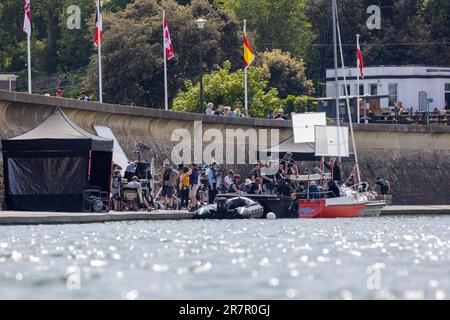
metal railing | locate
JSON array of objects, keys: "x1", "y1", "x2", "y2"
[{"x1": 367, "y1": 111, "x2": 450, "y2": 125}]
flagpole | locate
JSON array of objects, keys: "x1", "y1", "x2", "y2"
[
  {"x1": 163, "y1": 10, "x2": 169, "y2": 111},
  {"x1": 27, "y1": 32, "x2": 32, "y2": 94},
  {"x1": 356, "y1": 34, "x2": 360, "y2": 124},
  {"x1": 97, "y1": 1, "x2": 103, "y2": 103},
  {"x1": 244, "y1": 19, "x2": 248, "y2": 117},
  {"x1": 98, "y1": 31, "x2": 103, "y2": 103}
]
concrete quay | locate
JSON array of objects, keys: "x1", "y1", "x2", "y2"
[
  {"x1": 1, "y1": 206, "x2": 450, "y2": 225},
  {"x1": 0, "y1": 210, "x2": 194, "y2": 226},
  {"x1": 380, "y1": 205, "x2": 450, "y2": 216}
]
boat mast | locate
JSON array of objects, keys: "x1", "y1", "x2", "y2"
[
  {"x1": 332, "y1": 0, "x2": 340, "y2": 128},
  {"x1": 334, "y1": 1, "x2": 362, "y2": 186}
]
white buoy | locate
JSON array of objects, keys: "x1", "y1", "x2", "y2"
[{"x1": 266, "y1": 212, "x2": 276, "y2": 220}]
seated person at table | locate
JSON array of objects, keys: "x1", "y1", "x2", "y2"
[
  {"x1": 247, "y1": 177, "x2": 263, "y2": 195},
  {"x1": 126, "y1": 176, "x2": 150, "y2": 210},
  {"x1": 244, "y1": 179, "x2": 253, "y2": 193},
  {"x1": 327, "y1": 180, "x2": 340, "y2": 198},
  {"x1": 308, "y1": 181, "x2": 322, "y2": 199},
  {"x1": 261, "y1": 161, "x2": 277, "y2": 195},
  {"x1": 227, "y1": 174, "x2": 244, "y2": 195},
  {"x1": 395, "y1": 101, "x2": 405, "y2": 113}
]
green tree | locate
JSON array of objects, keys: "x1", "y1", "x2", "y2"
[
  {"x1": 304, "y1": 0, "x2": 445, "y2": 94},
  {"x1": 172, "y1": 61, "x2": 282, "y2": 118},
  {"x1": 282, "y1": 95, "x2": 318, "y2": 115},
  {"x1": 84, "y1": 0, "x2": 243, "y2": 107},
  {"x1": 57, "y1": 0, "x2": 96, "y2": 72},
  {"x1": 418, "y1": 0, "x2": 450, "y2": 64},
  {"x1": 257, "y1": 49, "x2": 314, "y2": 99},
  {"x1": 0, "y1": 0, "x2": 24, "y2": 71},
  {"x1": 216, "y1": 0, "x2": 316, "y2": 60},
  {"x1": 104, "y1": 0, "x2": 136, "y2": 12}
]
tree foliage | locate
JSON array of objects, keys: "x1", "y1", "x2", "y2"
[
  {"x1": 1, "y1": 0, "x2": 450, "y2": 114},
  {"x1": 304, "y1": 0, "x2": 449, "y2": 93},
  {"x1": 172, "y1": 61, "x2": 317, "y2": 118},
  {"x1": 216, "y1": 0, "x2": 316, "y2": 61},
  {"x1": 85, "y1": 0, "x2": 243, "y2": 107},
  {"x1": 172, "y1": 61, "x2": 282, "y2": 118},
  {"x1": 256, "y1": 49, "x2": 314, "y2": 99}
]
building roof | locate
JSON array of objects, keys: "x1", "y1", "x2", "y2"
[
  {"x1": 315, "y1": 94, "x2": 389, "y2": 101},
  {"x1": 326, "y1": 66, "x2": 450, "y2": 80},
  {"x1": 0, "y1": 74, "x2": 18, "y2": 81}
]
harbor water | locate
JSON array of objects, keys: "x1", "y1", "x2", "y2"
[{"x1": 1, "y1": 215, "x2": 449, "y2": 300}]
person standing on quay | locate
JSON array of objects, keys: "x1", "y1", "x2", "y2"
[
  {"x1": 178, "y1": 166, "x2": 190, "y2": 210},
  {"x1": 161, "y1": 160, "x2": 178, "y2": 210},
  {"x1": 205, "y1": 161, "x2": 219, "y2": 204},
  {"x1": 187, "y1": 163, "x2": 200, "y2": 212}
]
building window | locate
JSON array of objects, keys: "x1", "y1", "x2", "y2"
[
  {"x1": 369, "y1": 84, "x2": 378, "y2": 96},
  {"x1": 341, "y1": 84, "x2": 350, "y2": 96},
  {"x1": 355, "y1": 84, "x2": 364, "y2": 96},
  {"x1": 388, "y1": 83, "x2": 398, "y2": 107}
]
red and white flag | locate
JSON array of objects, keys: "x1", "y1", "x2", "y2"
[
  {"x1": 164, "y1": 16, "x2": 174, "y2": 60},
  {"x1": 94, "y1": 0, "x2": 103, "y2": 47},
  {"x1": 357, "y1": 41, "x2": 365, "y2": 79},
  {"x1": 23, "y1": 0, "x2": 31, "y2": 36}
]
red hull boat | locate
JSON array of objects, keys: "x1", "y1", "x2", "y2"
[{"x1": 297, "y1": 197, "x2": 366, "y2": 218}]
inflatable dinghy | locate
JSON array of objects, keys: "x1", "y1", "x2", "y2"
[{"x1": 194, "y1": 197, "x2": 264, "y2": 219}]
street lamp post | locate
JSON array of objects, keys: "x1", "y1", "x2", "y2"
[{"x1": 196, "y1": 18, "x2": 207, "y2": 114}]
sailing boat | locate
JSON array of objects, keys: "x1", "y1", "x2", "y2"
[
  {"x1": 296, "y1": 126, "x2": 368, "y2": 218},
  {"x1": 295, "y1": 0, "x2": 371, "y2": 218}
]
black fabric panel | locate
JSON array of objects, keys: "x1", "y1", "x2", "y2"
[
  {"x1": 3, "y1": 150, "x2": 86, "y2": 159},
  {"x1": 2, "y1": 139, "x2": 93, "y2": 152},
  {"x1": 91, "y1": 139, "x2": 114, "y2": 152},
  {"x1": 5, "y1": 194, "x2": 83, "y2": 212},
  {"x1": 7, "y1": 156, "x2": 88, "y2": 195},
  {"x1": 90, "y1": 151, "x2": 113, "y2": 192}
]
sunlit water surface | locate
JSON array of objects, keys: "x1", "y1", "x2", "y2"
[{"x1": 1, "y1": 216, "x2": 450, "y2": 299}]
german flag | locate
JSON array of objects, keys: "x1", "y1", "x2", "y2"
[{"x1": 243, "y1": 34, "x2": 255, "y2": 69}]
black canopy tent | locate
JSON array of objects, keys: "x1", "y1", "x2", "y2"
[{"x1": 1, "y1": 108, "x2": 114, "y2": 212}]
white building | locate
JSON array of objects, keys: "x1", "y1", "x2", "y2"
[{"x1": 326, "y1": 66, "x2": 450, "y2": 111}]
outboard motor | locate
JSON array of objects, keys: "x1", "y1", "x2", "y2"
[
  {"x1": 196, "y1": 205, "x2": 214, "y2": 218},
  {"x1": 216, "y1": 197, "x2": 228, "y2": 216}
]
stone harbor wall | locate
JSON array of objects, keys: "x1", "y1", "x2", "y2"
[
  {"x1": 357, "y1": 149, "x2": 450, "y2": 205},
  {"x1": 354, "y1": 125, "x2": 450, "y2": 205},
  {"x1": 1, "y1": 91, "x2": 450, "y2": 207},
  {"x1": 0, "y1": 156, "x2": 3, "y2": 210}
]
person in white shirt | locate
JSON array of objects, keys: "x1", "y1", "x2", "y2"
[
  {"x1": 126, "y1": 176, "x2": 149, "y2": 210},
  {"x1": 78, "y1": 91, "x2": 89, "y2": 101},
  {"x1": 224, "y1": 170, "x2": 233, "y2": 190},
  {"x1": 205, "y1": 102, "x2": 214, "y2": 116}
]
